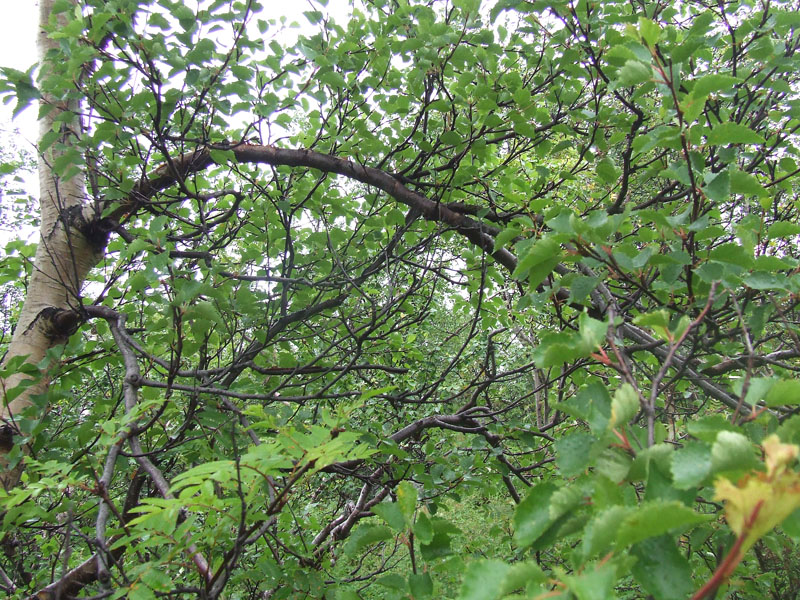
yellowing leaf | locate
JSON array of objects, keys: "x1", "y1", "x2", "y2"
[
  {"x1": 763, "y1": 435, "x2": 800, "y2": 476},
  {"x1": 714, "y1": 435, "x2": 800, "y2": 552}
]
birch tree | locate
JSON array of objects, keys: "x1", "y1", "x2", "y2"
[{"x1": 2, "y1": 0, "x2": 800, "y2": 598}]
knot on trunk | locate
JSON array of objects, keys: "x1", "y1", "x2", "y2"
[
  {"x1": 0, "y1": 423, "x2": 16, "y2": 452},
  {"x1": 28, "y1": 307, "x2": 83, "y2": 341},
  {"x1": 60, "y1": 205, "x2": 116, "y2": 250}
]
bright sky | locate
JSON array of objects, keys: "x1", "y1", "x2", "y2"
[
  {"x1": 0, "y1": 1, "x2": 352, "y2": 154},
  {"x1": 0, "y1": 1, "x2": 39, "y2": 146},
  {"x1": 0, "y1": 0, "x2": 351, "y2": 241},
  {"x1": 0, "y1": 0, "x2": 350, "y2": 242}
]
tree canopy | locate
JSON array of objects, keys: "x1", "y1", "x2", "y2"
[{"x1": 2, "y1": 0, "x2": 800, "y2": 598}]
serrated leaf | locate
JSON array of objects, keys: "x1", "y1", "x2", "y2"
[
  {"x1": 616, "y1": 60, "x2": 652, "y2": 86},
  {"x1": 610, "y1": 384, "x2": 639, "y2": 428},
  {"x1": 671, "y1": 442, "x2": 712, "y2": 490},
  {"x1": 396, "y1": 481, "x2": 417, "y2": 524},
  {"x1": 360, "y1": 385, "x2": 396, "y2": 401},
  {"x1": 765, "y1": 379, "x2": 800, "y2": 407},
  {"x1": 409, "y1": 573, "x2": 433, "y2": 599},
  {"x1": 715, "y1": 435, "x2": 800, "y2": 553},
  {"x1": 499, "y1": 561, "x2": 547, "y2": 595},
  {"x1": 512, "y1": 236, "x2": 561, "y2": 281},
  {"x1": 702, "y1": 168, "x2": 729, "y2": 203},
  {"x1": 569, "y1": 275, "x2": 599, "y2": 303},
  {"x1": 532, "y1": 332, "x2": 582, "y2": 368},
  {"x1": 630, "y1": 536, "x2": 695, "y2": 600},
  {"x1": 578, "y1": 312, "x2": 608, "y2": 353},
  {"x1": 616, "y1": 501, "x2": 710, "y2": 548},
  {"x1": 767, "y1": 221, "x2": 800, "y2": 238},
  {"x1": 743, "y1": 272, "x2": 785, "y2": 290},
  {"x1": 419, "y1": 518, "x2": 460, "y2": 561},
  {"x1": 414, "y1": 511, "x2": 433, "y2": 545},
  {"x1": 730, "y1": 169, "x2": 767, "y2": 198},
  {"x1": 596, "y1": 447, "x2": 633, "y2": 483},
  {"x1": 711, "y1": 431, "x2": 761, "y2": 476},
  {"x1": 342, "y1": 523, "x2": 393, "y2": 556},
  {"x1": 633, "y1": 309, "x2": 671, "y2": 339},
  {"x1": 581, "y1": 505, "x2": 634, "y2": 560},
  {"x1": 707, "y1": 122, "x2": 765, "y2": 145},
  {"x1": 638, "y1": 17, "x2": 661, "y2": 46},
  {"x1": 596, "y1": 157, "x2": 621, "y2": 183},
  {"x1": 440, "y1": 130, "x2": 462, "y2": 145},
  {"x1": 493, "y1": 226, "x2": 521, "y2": 252},
  {"x1": 688, "y1": 415, "x2": 739, "y2": 443},
  {"x1": 562, "y1": 560, "x2": 617, "y2": 600},
  {"x1": 372, "y1": 502, "x2": 407, "y2": 531},
  {"x1": 691, "y1": 74, "x2": 740, "y2": 99},
  {"x1": 555, "y1": 432, "x2": 597, "y2": 477},
  {"x1": 457, "y1": 560, "x2": 510, "y2": 600},
  {"x1": 319, "y1": 70, "x2": 347, "y2": 89},
  {"x1": 376, "y1": 574, "x2": 406, "y2": 590},
  {"x1": 513, "y1": 482, "x2": 556, "y2": 548}
]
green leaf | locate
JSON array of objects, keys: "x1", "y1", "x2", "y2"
[
  {"x1": 616, "y1": 60, "x2": 652, "y2": 86},
  {"x1": 596, "y1": 157, "x2": 621, "y2": 183},
  {"x1": 342, "y1": 523, "x2": 393, "y2": 557},
  {"x1": 396, "y1": 481, "x2": 417, "y2": 524},
  {"x1": 730, "y1": 169, "x2": 767, "y2": 198},
  {"x1": 319, "y1": 70, "x2": 347, "y2": 89},
  {"x1": 562, "y1": 560, "x2": 617, "y2": 600},
  {"x1": 782, "y1": 507, "x2": 800, "y2": 537},
  {"x1": 670, "y1": 442, "x2": 712, "y2": 490},
  {"x1": 372, "y1": 502, "x2": 407, "y2": 531},
  {"x1": 578, "y1": 312, "x2": 608, "y2": 353},
  {"x1": 615, "y1": 501, "x2": 710, "y2": 548},
  {"x1": 0, "y1": 66, "x2": 41, "y2": 118},
  {"x1": 581, "y1": 505, "x2": 634, "y2": 560},
  {"x1": 408, "y1": 573, "x2": 433, "y2": 599},
  {"x1": 630, "y1": 536, "x2": 695, "y2": 600},
  {"x1": 633, "y1": 310, "x2": 671, "y2": 340},
  {"x1": 708, "y1": 242, "x2": 754, "y2": 267},
  {"x1": 743, "y1": 272, "x2": 785, "y2": 291},
  {"x1": 419, "y1": 518, "x2": 460, "y2": 560},
  {"x1": 595, "y1": 448, "x2": 633, "y2": 483},
  {"x1": 711, "y1": 431, "x2": 761, "y2": 477},
  {"x1": 414, "y1": 511, "x2": 434, "y2": 545},
  {"x1": 360, "y1": 385, "x2": 396, "y2": 401},
  {"x1": 376, "y1": 574, "x2": 406, "y2": 591},
  {"x1": 702, "y1": 168, "x2": 729, "y2": 203},
  {"x1": 610, "y1": 384, "x2": 639, "y2": 428},
  {"x1": 765, "y1": 379, "x2": 800, "y2": 407},
  {"x1": 767, "y1": 221, "x2": 800, "y2": 238},
  {"x1": 498, "y1": 562, "x2": 547, "y2": 595},
  {"x1": 691, "y1": 74, "x2": 740, "y2": 99},
  {"x1": 512, "y1": 236, "x2": 561, "y2": 281},
  {"x1": 532, "y1": 332, "x2": 582, "y2": 368},
  {"x1": 555, "y1": 432, "x2": 597, "y2": 477},
  {"x1": 556, "y1": 382, "x2": 611, "y2": 434},
  {"x1": 687, "y1": 415, "x2": 739, "y2": 443},
  {"x1": 707, "y1": 122, "x2": 765, "y2": 145},
  {"x1": 440, "y1": 130, "x2": 462, "y2": 145},
  {"x1": 513, "y1": 482, "x2": 556, "y2": 549},
  {"x1": 493, "y1": 225, "x2": 521, "y2": 252},
  {"x1": 568, "y1": 275, "x2": 599, "y2": 303},
  {"x1": 638, "y1": 17, "x2": 661, "y2": 46},
  {"x1": 457, "y1": 560, "x2": 510, "y2": 600}
]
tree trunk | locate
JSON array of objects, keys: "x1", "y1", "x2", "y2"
[{"x1": 0, "y1": 0, "x2": 99, "y2": 490}]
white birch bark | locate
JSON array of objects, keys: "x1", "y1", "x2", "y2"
[{"x1": 0, "y1": 0, "x2": 99, "y2": 488}]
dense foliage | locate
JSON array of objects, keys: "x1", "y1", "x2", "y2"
[{"x1": 2, "y1": 0, "x2": 800, "y2": 598}]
